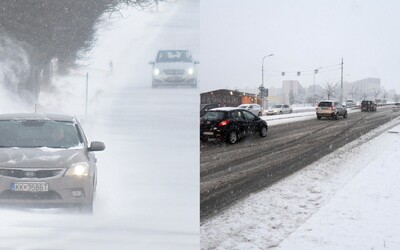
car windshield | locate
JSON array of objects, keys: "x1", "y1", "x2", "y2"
[
  {"x1": 202, "y1": 111, "x2": 226, "y2": 121},
  {"x1": 0, "y1": 120, "x2": 83, "y2": 148},
  {"x1": 272, "y1": 105, "x2": 282, "y2": 108},
  {"x1": 156, "y1": 50, "x2": 193, "y2": 63}
]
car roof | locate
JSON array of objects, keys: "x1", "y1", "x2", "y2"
[
  {"x1": 0, "y1": 113, "x2": 76, "y2": 122},
  {"x1": 210, "y1": 107, "x2": 244, "y2": 112}
]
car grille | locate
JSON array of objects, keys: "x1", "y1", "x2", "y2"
[
  {"x1": 0, "y1": 168, "x2": 63, "y2": 179},
  {"x1": 164, "y1": 69, "x2": 185, "y2": 75}
]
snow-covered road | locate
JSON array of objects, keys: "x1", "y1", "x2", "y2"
[{"x1": 201, "y1": 115, "x2": 400, "y2": 249}]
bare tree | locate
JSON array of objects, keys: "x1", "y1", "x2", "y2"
[
  {"x1": 348, "y1": 85, "x2": 359, "y2": 99},
  {"x1": 371, "y1": 87, "x2": 382, "y2": 100},
  {"x1": 323, "y1": 81, "x2": 339, "y2": 100}
]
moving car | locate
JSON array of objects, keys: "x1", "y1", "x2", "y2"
[
  {"x1": 361, "y1": 100, "x2": 377, "y2": 112},
  {"x1": 393, "y1": 103, "x2": 400, "y2": 112},
  {"x1": 0, "y1": 113, "x2": 105, "y2": 213},
  {"x1": 237, "y1": 104, "x2": 263, "y2": 116},
  {"x1": 149, "y1": 49, "x2": 199, "y2": 88},
  {"x1": 266, "y1": 104, "x2": 292, "y2": 115},
  {"x1": 316, "y1": 100, "x2": 347, "y2": 120},
  {"x1": 345, "y1": 99, "x2": 356, "y2": 108},
  {"x1": 200, "y1": 107, "x2": 268, "y2": 144},
  {"x1": 200, "y1": 103, "x2": 220, "y2": 117}
]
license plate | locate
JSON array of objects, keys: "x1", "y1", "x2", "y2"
[
  {"x1": 203, "y1": 132, "x2": 213, "y2": 135},
  {"x1": 167, "y1": 76, "x2": 182, "y2": 81},
  {"x1": 11, "y1": 182, "x2": 49, "y2": 192}
]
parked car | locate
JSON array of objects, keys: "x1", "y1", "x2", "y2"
[
  {"x1": 149, "y1": 49, "x2": 199, "y2": 88},
  {"x1": 0, "y1": 113, "x2": 105, "y2": 213},
  {"x1": 237, "y1": 104, "x2": 263, "y2": 116},
  {"x1": 316, "y1": 100, "x2": 347, "y2": 120},
  {"x1": 266, "y1": 104, "x2": 292, "y2": 115},
  {"x1": 200, "y1": 103, "x2": 220, "y2": 117},
  {"x1": 200, "y1": 107, "x2": 268, "y2": 144},
  {"x1": 361, "y1": 100, "x2": 377, "y2": 112}
]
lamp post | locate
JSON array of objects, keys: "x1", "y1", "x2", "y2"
[
  {"x1": 313, "y1": 67, "x2": 321, "y2": 105},
  {"x1": 261, "y1": 54, "x2": 274, "y2": 109}
]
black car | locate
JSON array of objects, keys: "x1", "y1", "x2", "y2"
[
  {"x1": 200, "y1": 107, "x2": 268, "y2": 144},
  {"x1": 200, "y1": 103, "x2": 220, "y2": 117},
  {"x1": 361, "y1": 100, "x2": 377, "y2": 112}
]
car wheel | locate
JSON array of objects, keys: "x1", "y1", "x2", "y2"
[
  {"x1": 260, "y1": 126, "x2": 268, "y2": 137},
  {"x1": 279, "y1": 111, "x2": 283, "y2": 114},
  {"x1": 226, "y1": 131, "x2": 238, "y2": 144},
  {"x1": 289, "y1": 110, "x2": 292, "y2": 113},
  {"x1": 334, "y1": 113, "x2": 338, "y2": 120},
  {"x1": 317, "y1": 115, "x2": 321, "y2": 120},
  {"x1": 343, "y1": 112, "x2": 347, "y2": 119}
]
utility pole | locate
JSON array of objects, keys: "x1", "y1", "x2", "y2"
[
  {"x1": 261, "y1": 54, "x2": 274, "y2": 109},
  {"x1": 85, "y1": 72, "x2": 89, "y2": 121},
  {"x1": 340, "y1": 58, "x2": 344, "y2": 104}
]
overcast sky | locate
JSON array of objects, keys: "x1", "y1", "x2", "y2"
[{"x1": 200, "y1": 0, "x2": 400, "y2": 94}]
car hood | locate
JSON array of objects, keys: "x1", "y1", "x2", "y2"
[
  {"x1": 268, "y1": 108, "x2": 280, "y2": 112},
  {"x1": 0, "y1": 147, "x2": 88, "y2": 168},
  {"x1": 154, "y1": 62, "x2": 194, "y2": 70}
]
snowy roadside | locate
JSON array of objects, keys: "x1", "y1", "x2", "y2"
[{"x1": 201, "y1": 116, "x2": 400, "y2": 249}]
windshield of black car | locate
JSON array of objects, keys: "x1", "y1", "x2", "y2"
[
  {"x1": 156, "y1": 50, "x2": 193, "y2": 63},
  {"x1": 202, "y1": 111, "x2": 226, "y2": 121},
  {"x1": 0, "y1": 120, "x2": 83, "y2": 148},
  {"x1": 318, "y1": 102, "x2": 333, "y2": 107}
]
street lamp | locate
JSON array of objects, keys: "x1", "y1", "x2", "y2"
[
  {"x1": 261, "y1": 54, "x2": 274, "y2": 109},
  {"x1": 313, "y1": 67, "x2": 321, "y2": 105}
]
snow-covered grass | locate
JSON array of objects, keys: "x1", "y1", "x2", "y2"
[{"x1": 201, "y1": 116, "x2": 400, "y2": 250}]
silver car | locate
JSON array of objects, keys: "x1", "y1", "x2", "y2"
[
  {"x1": 316, "y1": 100, "x2": 348, "y2": 120},
  {"x1": 0, "y1": 113, "x2": 105, "y2": 212},
  {"x1": 149, "y1": 49, "x2": 199, "y2": 88},
  {"x1": 266, "y1": 104, "x2": 292, "y2": 115},
  {"x1": 237, "y1": 104, "x2": 263, "y2": 116}
]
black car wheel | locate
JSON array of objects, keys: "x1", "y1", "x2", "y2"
[
  {"x1": 260, "y1": 126, "x2": 268, "y2": 137},
  {"x1": 226, "y1": 131, "x2": 238, "y2": 144},
  {"x1": 317, "y1": 115, "x2": 321, "y2": 120},
  {"x1": 334, "y1": 113, "x2": 339, "y2": 120},
  {"x1": 343, "y1": 112, "x2": 348, "y2": 119}
]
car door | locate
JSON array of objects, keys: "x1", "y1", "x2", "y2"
[
  {"x1": 232, "y1": 110, "x2": 246, "y2": 137},
  {"x1": 242, "y1": 110, "x2": 258, "y2": 134}
]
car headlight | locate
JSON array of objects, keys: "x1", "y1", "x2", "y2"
[
  {"x1": 187, "y1": 68, "x2": 194, "y2": 75},
  {"x1": 65, "y1": 162, "x2": 90, "y2": 177},
  {"x1": 153, "y1": 68, "x2": 160, "y2": 75}
]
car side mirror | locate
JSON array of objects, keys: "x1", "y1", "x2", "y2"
[
  {"x1": 194, "y1": 60, "x2": 200, "y2": 64},
  {"x1": 148, "y1": 61, "x2": 155, "y2": 65},
  {"x1": 88, "y1": 141, "x2": 105, "y2": 151},
  {"x1": 342, "y1": 105, "x2": 346, "y2": 108}
]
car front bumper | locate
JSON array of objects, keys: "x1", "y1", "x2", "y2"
[{"x1": 0, "y1": 175, "x2": 94, "y2": 207}]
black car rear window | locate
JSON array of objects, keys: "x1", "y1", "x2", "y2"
[
  {"x1": 318, "y1": 102, "x2": 333, "y2": 107},
  {"x1": 202, "y1": 111, "x2": 227, "y2": 121}
]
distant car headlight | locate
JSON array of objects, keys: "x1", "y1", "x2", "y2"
[
  {"x1": 153, "y1": 68, "x2": 160, "y2": 75},
  {"x1": 65, "y1": 162, "x2": 89, "y2": 177},
  {"x1": 187, "y1": 68, "x2": 194, "y2": 75}
]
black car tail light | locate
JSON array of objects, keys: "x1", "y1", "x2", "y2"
[{"x1": 218, "y1": 120, "x2": 230, "y2": 127}]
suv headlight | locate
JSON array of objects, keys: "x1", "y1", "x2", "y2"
[
  {"x1": 65, "y1": 162, "x2": 90, "y2": 177},
  {"x1": 153, "y1": 68, "x2": 160, "y2": 75},
  {"x1": 187, "y1": 68, "x2": 194, "y2": 75}
]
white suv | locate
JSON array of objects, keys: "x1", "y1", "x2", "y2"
[
  {"x1": 237, "y1": 104, "x2": 263, "y2": 116},
  {"x1": 149, "y1": 50, "x2": 199, "y2": 88}
]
